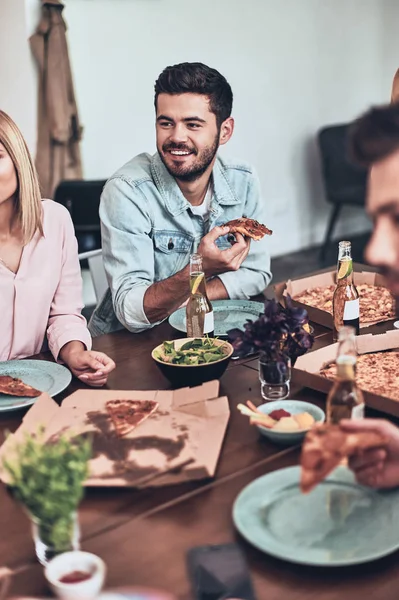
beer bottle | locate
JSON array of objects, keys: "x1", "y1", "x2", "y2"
[
  {"x1": 186, "y1": 253, "x2": 214, "y2": 338},
  {"x1": 326, "y1": 326, "x2": 364, "y2": 423},
  {"x1": 332, "y1": 241, "x2": 359, "y2": 341}
]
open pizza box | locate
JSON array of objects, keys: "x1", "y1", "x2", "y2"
[
  {"x1": 275, "y1": 270, "x2": 394, "y2": 329},
  {"x1": 0, "y1": 380, "x2": 230, "y2": 488},
  {"x1": 294, "y1": 329, "x2": 399, "y2": 417}
]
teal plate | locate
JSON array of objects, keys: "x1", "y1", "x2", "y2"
[
  {"x1": 233, "y1": 466, "x2": 399, "y2": 566},
  {"x1": 0, "y1": 360, "x2": 72, "y2": 412},
  {"x1": 169, "y1": 300, "x2": 264, "y2": 337}
]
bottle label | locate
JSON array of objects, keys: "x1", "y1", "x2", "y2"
[
  {"x1": 343, "y1": 299, "x2": 359, "y2": 321},
  {"x1": 204, "y1": 311, "x2": 214, "y2": 334},
  {"x1": 351, "y1": 403, "x2": 365, "y2": 419}
]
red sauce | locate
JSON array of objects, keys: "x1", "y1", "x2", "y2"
[
  {"x1": 269, "y1": 409, "x2": 291, "y2": 420},
  {"x1": 59, "y1": 570, "x2": 92, "y2": 584}
]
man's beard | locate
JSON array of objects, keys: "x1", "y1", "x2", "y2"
[{"x1": 159, "y1": 133, "x2": 219, "y2": 182}]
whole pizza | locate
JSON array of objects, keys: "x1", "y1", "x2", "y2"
[
  {"x1": 320, "y1": 351, "x2": 399, "y2": 401},
  {"x1": 294, "y1": 283, "x2": 395, "y2": 323}
]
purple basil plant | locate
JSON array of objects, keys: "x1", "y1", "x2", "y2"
[{"x1": 227, "y1": 296, "x2": 314, "y2": 364}]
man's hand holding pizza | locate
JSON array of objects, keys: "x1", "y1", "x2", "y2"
[
  {"x1": 342, "y1": 418, "x2": 399, "y2": 489},
  {"x1": 143, "y1": 218, "x2": 271, "y2": 320},
  {"x1": 198, "y1": 225, "x2": 251, "y2": 277}
]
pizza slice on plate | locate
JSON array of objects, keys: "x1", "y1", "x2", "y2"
[
  {"x1": 300, "y1": 424, "x2": 386, "y2": 494},
  {"x1": 106, "y1": 399, "x2": 159, "y2": 437},
  {"x1": 224, "y1": 218, "x2": 273, "y2": 240},
  {"x1": 0, "y1": 375, "x2": 41, "y2": 398}
]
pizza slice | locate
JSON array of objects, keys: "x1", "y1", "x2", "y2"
[
  {"x1": 300, "y1": 424, "x2": 386, "y2": 494},
  {"x1": 105, "y1": 399, "x2": 159, "y2": 437},
  {"x1": 224, "y1": 217, "x2": 273, "y2": 240},
  {"x1": 0, "y1": 375, "x2": 41, "y2": 398}
]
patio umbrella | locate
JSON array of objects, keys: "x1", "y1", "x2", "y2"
[{"x1": 30, "y1": 0, "x2": 83, "y2": 198}]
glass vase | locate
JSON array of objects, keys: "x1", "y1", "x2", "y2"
[
  {"x1": 259, "y1": 354, "x2": 291, "y2": 401},
  {"x1": 31, "y1": 511, "x2": 80, "y2": 565}
]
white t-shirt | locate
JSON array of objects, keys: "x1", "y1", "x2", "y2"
[{"x1": 190, "y1": 183, "x2": 213, "y2": 222}]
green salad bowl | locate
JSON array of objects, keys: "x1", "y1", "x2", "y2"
[{"x1": 151, "y1": 337, "x2": 234, "y2": 388}]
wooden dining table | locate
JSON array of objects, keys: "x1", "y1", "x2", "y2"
[{"x1": 2, "y1": 268, "x2": 399, "y2": 600}]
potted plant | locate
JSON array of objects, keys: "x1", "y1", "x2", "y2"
[
  {"x1": 228, "y1": 296, "x2": 314, "y2": 400},
  {"x1": 2, "y1": 427, "x2": 91, "y2": 565}
]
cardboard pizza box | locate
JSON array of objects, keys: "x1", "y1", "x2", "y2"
[
  {"x1": 275, "y1": 270, "x2": 395, "y2": 329},
  {"x1": 0, "y1": 380, "x2": 230, "y2": 488},
  {"x1": 294, "y1": 329, "x2": 399, "y2": 417}
]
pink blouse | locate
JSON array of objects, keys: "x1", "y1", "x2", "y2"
[{"x1": 0, "y1": 200, "x2": 92, "y2": 361}]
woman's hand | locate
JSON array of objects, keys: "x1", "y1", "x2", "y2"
[
  {"x1": 341, "y1": 418, "x2": 399, "y2": 489},
  {"x1": 59, "y1": 342, "x2": 116, "y2": 387}
]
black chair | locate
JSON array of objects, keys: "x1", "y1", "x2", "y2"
[
  {"x1": 318, "y1": 124, "x2": 367, "y2": 263},
  {"x1": 53, "y1": 179, "x2": 107, "y2": 253}
]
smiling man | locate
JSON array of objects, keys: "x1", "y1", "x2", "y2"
[
  {"x1": 350, "y1": 103, "x2": 399, "y2": 300},
  {"x1": 90, "y1": 62, "x2": 272, "y2": 335}
]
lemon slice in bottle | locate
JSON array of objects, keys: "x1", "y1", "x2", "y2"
[
  {"x1": 337, "y1": 259, "x2": 353, "y2": 279},
  {"x1": 191, "y1": 273, "x2": 204, "y2": 294}
]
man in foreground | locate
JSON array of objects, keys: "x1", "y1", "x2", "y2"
[
  {"x1": 337, "y1": 102, "x2": 399, "y2": 488},
  {"x1": 90, "y1": 62, "x2": 271, "y2": 335}
]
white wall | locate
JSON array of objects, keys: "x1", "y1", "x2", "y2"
[
  {"x1": 64, "y1": 0, "x2": 385, "y2": 256},
  {"x1": 382, "y1": 0, "x2": 399, "y2": 97},
  {"x1": 0, "y1": 0, "x2": 37, "y2": 150},
  {"x1": 1, "y1": 0, "x2": 395, "y2": 257}
]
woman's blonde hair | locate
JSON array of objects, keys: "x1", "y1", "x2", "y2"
[{"x1": 0, "y1": 110, "x2": 43, "y2": 243}]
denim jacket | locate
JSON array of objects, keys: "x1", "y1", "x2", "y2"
[{"x1": 89, "y1": 152, "x2": 272, "y2": 336}]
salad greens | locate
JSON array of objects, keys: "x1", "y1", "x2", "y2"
[{"x1": 155, "y1": 338, "x2": 229, "y2": 365}]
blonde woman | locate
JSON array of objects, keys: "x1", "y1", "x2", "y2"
[{"x1": 0, "y1": 110, "x2": 115, "y2": 386}]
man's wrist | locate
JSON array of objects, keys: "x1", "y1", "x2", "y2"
[
  {"x1": 143, "y1": 264, "x2": 191, "y2": 323},
  {"x1": 207, "y1": 276, "x2": 229, "y2": 300}
]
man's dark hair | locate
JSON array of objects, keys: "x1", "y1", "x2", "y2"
[
  {"x1": 350, "y1": 103, "x2": 399, "y2": 167},
  {"x1": 154, "y1": 62, "x2": 233, "y2": 127}
]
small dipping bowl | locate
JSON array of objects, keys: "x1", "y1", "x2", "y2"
[
  {"x1": 44, "y1": 551, "x2": 106, "y2": 600},
  {"x1": 255, "y1": 399, "x2": 325, "y2": 446}
]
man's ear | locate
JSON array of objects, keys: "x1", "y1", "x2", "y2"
[
  {"x1": 391, "y1": 68, "x2": 399, "y2": 103},
  {"x1": 219, "y1": 117, "x2": 234, "y2": 146}
]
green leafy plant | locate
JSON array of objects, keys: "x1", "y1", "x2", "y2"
[{"x1": 2, "y1": 427, "x2": 91, "y2": 551}]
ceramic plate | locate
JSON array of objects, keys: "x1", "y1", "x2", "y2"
[
  {"x1": 0, "y1": 359, "x2": 72, "y2": 412},
  {"x1": 169, "y1": 300, "x2": 264, "y2": 337},
  {"x1": 233, "y1": 466, "x2": 399, "y2": 566}
]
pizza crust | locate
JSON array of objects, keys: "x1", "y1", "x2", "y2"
[
  {"x1": 106, "y1": 399, "x2": 159, "y2": 437},
  {"x1": 224, "y1": 218, "x2": 272, "y2": 240},
  {"x1": 0, "y1": 375, "x2": 41, "y2": 397}
]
